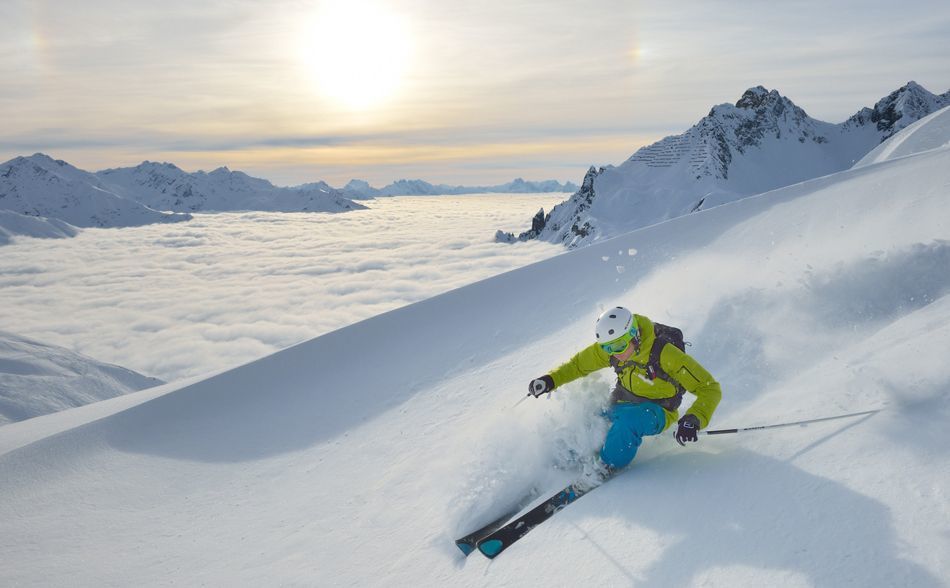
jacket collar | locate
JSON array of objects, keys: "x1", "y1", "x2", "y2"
[{"x1": 630, "y1": 314, "x2": 655, "y2": 363}]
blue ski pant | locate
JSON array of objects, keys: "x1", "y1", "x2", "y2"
[{"x1": 600, "y1": 402, "x2": 666, "y2": 469}]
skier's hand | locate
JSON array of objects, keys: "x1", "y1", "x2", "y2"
[
  {"x1": 528, "y1": 375, "x2": 555, "y2": 398},
  {"x1": 675, "y1": 414, "x2": 700, "y2": 446}
]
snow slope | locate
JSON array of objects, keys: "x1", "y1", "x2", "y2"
[
  {"x1": 0, "y1": 331, "x2": 162, "y2": 425},
  {"x1": 855, "y1": 105, "x2": 950, "y2": 168},
  {"x1": 0, "y1": 116, "x2": 948, "y2": 586},
  {"x1": 0, "y1": 209, "x2": 78, "y2": 245},
  {"x1": 503, "y1": 81, "x2": 949, "y2": 248}
]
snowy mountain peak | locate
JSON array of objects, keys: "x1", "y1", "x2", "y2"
[
  {"x1": 845, "y1": 81, "x2": 949, "y2": 139},
  {"x1": 621, "y1": 86, "x2": 823, "y2": 189},
  {"x1": 97, "y1": 161, "x2": 363, "y2": 213},
  {"x1": 295, "y1": 180, "x2": 336, "y2": 193},
  {"x1": 735, "y1": 85, "x2": 771, "y2": 106},
  {"x1": 495, "y1": 166, "x2": 601, "y2": 243},
  {"x1": 1, "y1": 153, "x2": 191, "y2": 232},
  {"x1": 208, "y1": 166, "x2": 235, "y2": 177},
  {"x1": 135, "y1": 160, "x2": 184, "y2": 172},
  {"x1": 707, "y1": 86, "x2": 815, "y2": 148},
  {"x1": 733, "y1": 86, "x2": 801, "y2": 114},
  {"x1": 7, "y1": 153, "x2": 96, "y2": 182},
  {"x1": 504, "y1": 82, "x2": 950, "y2": 248},
  {"x1": 20, "y1": 153, "x2": 69, "y2": 167}
]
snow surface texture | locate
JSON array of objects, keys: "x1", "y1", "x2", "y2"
[
  {"x1": 0, "y1": 331, "x2": 162, "y2": 425},
  {"x1": 0, "y1": 103, "x2": 948, "y2": 586},
  {"x1": 0, "y1": 194, "x2": 566, "y2": 383},
  {"x1": 502, "y1": 81, "x2": 950, "y2": 248}
]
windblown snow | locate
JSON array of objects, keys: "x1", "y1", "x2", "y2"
[{"x1": 1, "y1": 108, "x2": 948, "y2": 586}]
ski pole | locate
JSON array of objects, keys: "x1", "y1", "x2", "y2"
[
  {"x1": 512, "y1": 394, "x2": 530, "y2": 408},
  {"x1": 704, "y1": 409, "x2": 881, "y2": 435},
  {"x1": 512, "y1": 388, "x2": 553, "y2": 408}
]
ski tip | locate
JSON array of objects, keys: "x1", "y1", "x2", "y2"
[
  {"x1": 477, "y1": 539, "x2": 504, "y2": 558},
  {"x1": 455, "y1": 541, "x2": 475, "y2": 556}
]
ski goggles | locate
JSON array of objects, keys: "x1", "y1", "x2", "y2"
[{"x1": 601, "y1": 326, "x2": 639, "y2": 355}]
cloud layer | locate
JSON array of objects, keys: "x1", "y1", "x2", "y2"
[{"x1": 0, "y1": 194, "x2": 565, "y2": 383}]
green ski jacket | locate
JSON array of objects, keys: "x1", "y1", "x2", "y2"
[{"x1": 549, "y1": 314, "x2": 721, "y2": 430}]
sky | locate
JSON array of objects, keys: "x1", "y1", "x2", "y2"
[
  {"x1": 0, "y1": 194, "x2": 566, "y2": 383},
  {"x1": 1, "y1": 0, "x2": 948, "y2": 187}
]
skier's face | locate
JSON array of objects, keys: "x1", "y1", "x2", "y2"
[{"x1": 613, "y1": 341, "x2": 638, "y2": 361}]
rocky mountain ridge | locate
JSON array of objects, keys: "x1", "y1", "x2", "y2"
[{"x1": 499, "y1": 81, "x2": 950, "y2": 248}]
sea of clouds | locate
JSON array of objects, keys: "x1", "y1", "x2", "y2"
[{"x1": 0, "y1": 194, "x2": 566, "y2": 383}]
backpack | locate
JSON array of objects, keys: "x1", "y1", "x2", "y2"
[
  {"x1": 653, "y1": 323, "x2": 686, "y2": 354},
  {"x1": 610, "y1": 322, "x2": 687, "y2": 389}
]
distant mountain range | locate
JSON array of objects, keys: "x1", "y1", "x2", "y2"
[
  {"x1": 0, "y1": 154, "x2": 369, "y2": 243},
  {"x1": 0, "y1": 330, "x2": 163, "y2": 425},
  {"x1": 0, "y1": 153, "x2": 578, "y2": 244},
  {"x1": 338, "y1": 177, "x2": 578, "y2": 198},
  {"x1": 97, "y1": 161, "x2": 366, "y2": 214},
  {"x1": 0, "y1": 154, "x2": 192, "y2": 240},
  {"x1": 498, "y1": 81, "x2": 950, "y2": 247}
]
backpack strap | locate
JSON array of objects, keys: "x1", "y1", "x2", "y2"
[
  {"x1": 608, "y1": 337, "x2": 686, "y2": 409},
  {"x1": 609, "y1": 334, "x2": 681, "y2": 386}
]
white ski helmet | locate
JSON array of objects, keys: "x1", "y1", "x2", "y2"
[{"x1": 595, "y1": 306, "x2": 636, "y2": 342}]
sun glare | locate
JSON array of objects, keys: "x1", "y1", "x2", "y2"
[{"x1": 302, "y1": 1, "x2": 413, "y2": 110}]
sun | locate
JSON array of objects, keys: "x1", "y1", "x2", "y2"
[{"x1": 301, "y1": 0, "x2": 413, "y2": 110}]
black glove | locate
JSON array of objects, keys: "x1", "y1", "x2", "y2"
[
  {"x1": 528, "y1": 375, "x2": 555, "y2": 398},
  {"x1": 675, "y1": 414, "x2": 701, "y2": 446}
]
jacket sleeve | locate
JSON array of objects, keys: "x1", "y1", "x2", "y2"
[
  {"x1": 549, "y1": 343, "x2": 611, "y2": 388},
  {"x1": 660, "y1": 345, "x2": 722, "y2": 429}
]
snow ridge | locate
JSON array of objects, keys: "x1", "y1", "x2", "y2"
[
  {"x1": 855, "y1": 105, "x2": 950, "y2": 167},
  {"x1": 501, "y1": 82, "x2": 950, "y2": 248},
  {"x1": 0, "y1": 330, "x2": 162, "y2": 425}
]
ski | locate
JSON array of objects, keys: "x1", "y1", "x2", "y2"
[
  {"x1": 454, "y1": 508, "x2": 521, "y2": 556},
  {"x1": 476, "y1": 477, "x2": 607, "y2": 559},
  {"x1": 454, "y1": 487, "x2": 546, "y2": 556}
]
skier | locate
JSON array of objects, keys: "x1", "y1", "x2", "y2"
[{"x1": 528, "y1": 306, "x2": 721, "y2": 478}]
